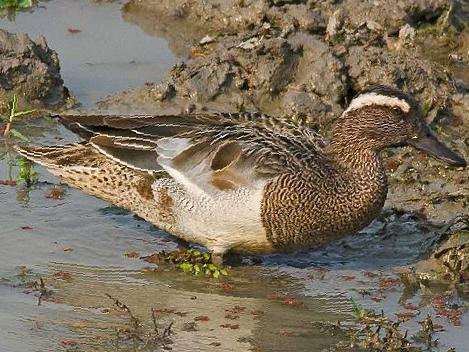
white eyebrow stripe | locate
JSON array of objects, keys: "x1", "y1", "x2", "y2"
[{"x1": 343, "y1": 93, "x2": 411, "y2": 115}]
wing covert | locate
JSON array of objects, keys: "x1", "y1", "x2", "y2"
[{"x1": 56, "y1": 112, "x2": 326, "y2": 194}]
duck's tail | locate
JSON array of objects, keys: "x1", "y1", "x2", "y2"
[{"x1": 14, "y1": 143, "x2": 169, "y2": 225}]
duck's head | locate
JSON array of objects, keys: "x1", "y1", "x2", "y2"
[{"x1": 335, "y1": 85, "x2": 466, "y2": 167}]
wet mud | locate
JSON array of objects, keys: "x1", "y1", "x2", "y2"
[{"x1": 0, "y1": 29, "x2": 67, "y2": 111}]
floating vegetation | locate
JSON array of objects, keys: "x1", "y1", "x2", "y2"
[{"x1": 142, "y1": 249, "x2": 228, "y2": 278}]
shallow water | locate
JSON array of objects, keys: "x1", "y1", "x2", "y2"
[
  {"x1": 0, "y1": 2, "x2": 469, "y2": 352},
  {"x1": 0, "y1": 0, "x2": 176, "y2": 107}
]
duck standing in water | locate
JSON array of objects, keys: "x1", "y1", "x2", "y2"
[{"x1": 15, "y1": 86, "x2": 466, "y2": 263}]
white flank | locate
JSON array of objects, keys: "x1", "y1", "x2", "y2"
[
  {"x1": 152, "y1": 178, "x2": 268, "y2": 254},
  {"x1": 344, "y1": 93, "x2": 410, "y2": 115}
]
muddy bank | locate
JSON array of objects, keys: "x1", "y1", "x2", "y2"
[
  {"x1": 121, "y1": 0, "x2": 453, "y2": 56},
  {"x1": 0, "y1": 29, "x2": 67, "y2": 111},
  {"x1": 414, "y1": 216, "x2": 469, "y2": 282},
  {"x1": 99, "y1": 30, "x2": 348, "y2": 126},
  {"x1": 108, "y1": 0, "x2": 468, "y2": 117}
]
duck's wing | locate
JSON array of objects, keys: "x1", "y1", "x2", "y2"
[{"x1": 55, "y1": 112, "x2": 326, "y2": 194}]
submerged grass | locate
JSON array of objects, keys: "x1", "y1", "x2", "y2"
[
  {"x1": 15, "y1": 157, "x2": 37, "y2": 185},
  {"x1": 344, "y1": 298, "x2": 459, "y2": 351}
]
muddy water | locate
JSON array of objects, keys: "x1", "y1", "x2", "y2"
[{"x1": 1, "y1": 2, "x2": 469, "y2": 352}]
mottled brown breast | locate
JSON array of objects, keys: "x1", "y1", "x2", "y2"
[{"x1": 260, "y1": 170, "x2": 387, "y2": 250}]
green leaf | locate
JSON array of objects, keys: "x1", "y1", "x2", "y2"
[
  {"x1": 179, "y1": 262, "x2": 193, "y2": 273},
  {"x1": 13, "y1": 109, "x2": 35, "y2": 118},
  {"x1": 203, "y1": 253, "x2": 210, "y2": 261},
  {"x1": 16, "y1": 158, "x2": 38, "y2": 184},
  {"x1": 193, "y1": 263, "x2": 201, "y2": 274},
  {"x1": 9, "y1": 95, "x2": 18, "y2": 120},
  {"x1": 349, "y1": 297, "x2": 374, "y2": 319},
  {"x1": 350, "y1": 298, "x2": 361, "y2": 317},
  {"x1": 0, "y1": 0, "x2": 13, "y2": 8},
  {"x1": 213, "y1": 270, "x2": 220, "y2": 279},
  {"x1": 220, "y1": 269, "x2": 228, "y2": 276},
  {"x1": 0, "y1": 0, "x2": 33, "y2": 9},
  {"x1": 9, "y1": 129, "x2": 29, "y2": 142},
  {"x1": 17, "y1": 0, "x2": 33, "y2": 8}
]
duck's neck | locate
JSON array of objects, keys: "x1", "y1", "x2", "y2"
[
  {"x1": 325, "y1": 124, "x2": 388, "y2": 199},
  {"x1": 321, "y1": 131, "x2": 388, "y2": 240},
  {"x1": 326, "y1": 117, "x2": 384, "y2": 174},
  {"x1": 327, "y1": 139, "x2": 384, "y2": 174}
]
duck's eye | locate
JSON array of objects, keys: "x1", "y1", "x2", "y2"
[{"x1": 392, "y1": 106, "x2": 402, "y2": 113}]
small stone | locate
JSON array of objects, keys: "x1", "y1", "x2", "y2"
[
  {"x1": 237, "y1": 37, "x2": 261, "y2": 50},
  {"x1": 326, "y1": 9, "x2": 344, "y2": 42},
  {"x1": 366, "y1": 20, "x2": 382, "y2": 32},
  {"x1": 200, "y1": 35, "x2": 216, "y2": 45},
  {"x1": 398, "y1": 24, "x2": 415, "y2": 45}
]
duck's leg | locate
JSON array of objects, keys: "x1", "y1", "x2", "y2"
[
  {"x1": 211, "y1": 252, "x2": 225, "y2": 266},
  {"x1": 209, "y1": 245, "x2": 230, "y2": 266}
]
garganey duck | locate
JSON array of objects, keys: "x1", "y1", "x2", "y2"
[{"x1": 15, "y1": 86, "x2": 466, "y2": 262}]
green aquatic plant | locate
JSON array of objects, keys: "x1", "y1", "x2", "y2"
[
  {"x1": 172, "y1": 250, "x2": 228, "y2": 278},
  {"x1": 143, "y1": 249, "x2": 228, "y2": 278},
  {"x1": 0, "y1": 95, "x2": 37, "y2": 185},
  {"x1": 0, "y1": 152, "x2": 38, "y2": 186},
  {"x1": 16, "y1": 157, "x2": 38, "y2": 185},
  {"x1": 0, "y1": 0, "x2": 33, "y2": 10},
  {"x1": 0, "y1": 0, "x2": 36, "y2": 20},
  {"x1": 2, "y1": 95, "x2": 35, "y2": 141},
  {"x1": 350, "y1": 297, "x2": 375, "y2": 320}
]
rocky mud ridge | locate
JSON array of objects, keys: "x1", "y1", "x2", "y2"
[{"x1": 0, "y1": 29, "x2": 67, "y2": 111}]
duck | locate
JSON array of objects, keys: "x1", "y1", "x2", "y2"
[{"x1": 15, "y1": 85, "x2": 466, "y2": 263}]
